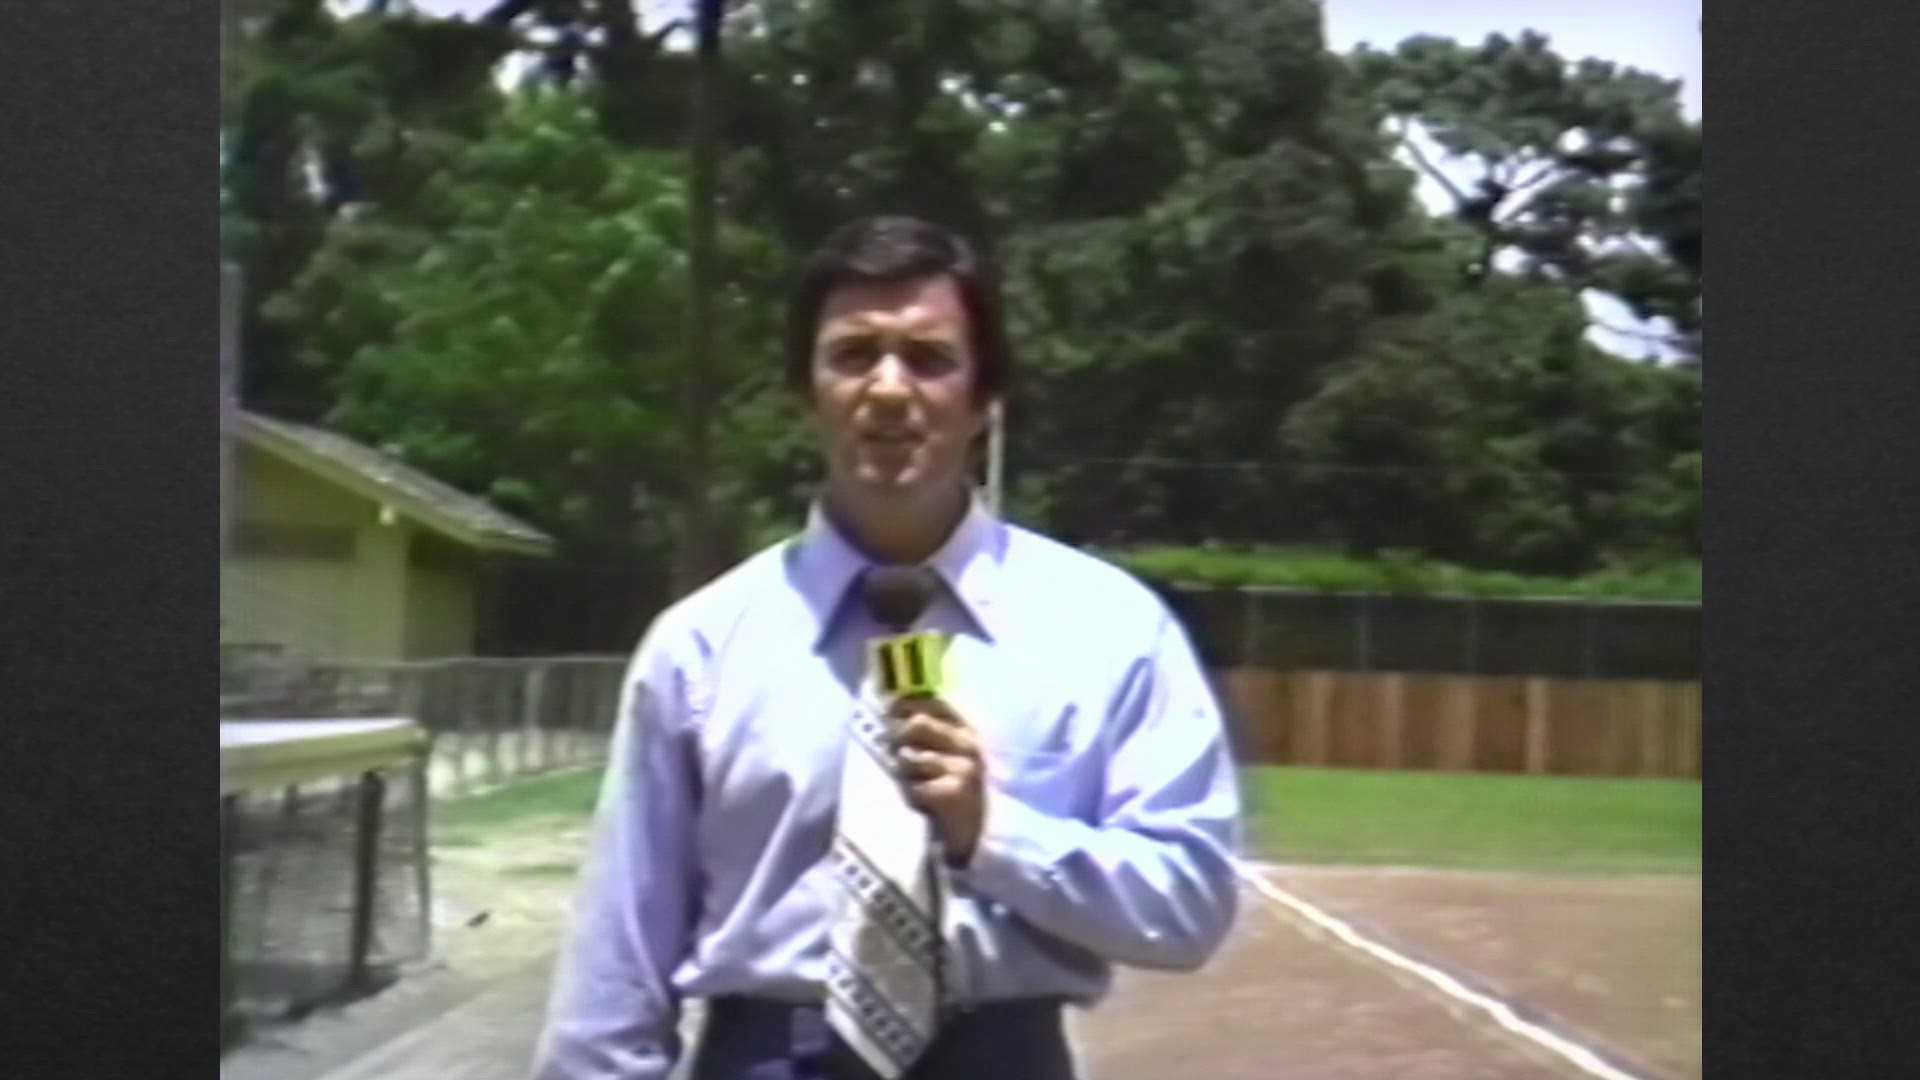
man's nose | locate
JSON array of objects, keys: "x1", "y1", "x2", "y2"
[{"x1": 867, "y1": 353, "x2": 913, "y2": 400}]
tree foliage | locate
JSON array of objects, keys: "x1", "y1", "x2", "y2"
[
  {"x1": 221, "y1": 0, "x2": 1702, "y2": 643},
  {"x1": 1349, "y1": 31, "x2": 1701, "y2": 359},
  {"x1": 1285, "y1": 267, "x2": 1698, "y2": 572},
  {"x1": 223, "y1": 1, "x2": 518, "y2": 416},
  {"x1": 275, "y1": 94, "x2": 795, "y2": 617}
]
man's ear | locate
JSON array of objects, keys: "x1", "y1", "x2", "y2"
[
  {"x1": 967, "y1": 399, "x2": 998, "y2": 441},
  {"x1": 968, "y1": 396, "x2": 996, "y2": 441}
]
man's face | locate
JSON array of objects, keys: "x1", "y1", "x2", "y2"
[{"x1": 809, "y1": 273, "x2": 989, "y2": 510}]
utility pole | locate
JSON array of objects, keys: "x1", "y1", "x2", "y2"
[
  {"x1": 985, "y1": 399, "x2": 1005, "y2": 515},
  {"x1": 674, "y1": 0, "x2": 725, "y2": 598}
]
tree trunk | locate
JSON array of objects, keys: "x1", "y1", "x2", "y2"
[{"x1": 672, "y1": 0, "x2": 725, "y2": 598}]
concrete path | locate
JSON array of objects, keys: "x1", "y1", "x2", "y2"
[
  {"x1": 252, "y1": 874, "x2": 1595, "y2": 1080},
  {"x1": 302, "y1": 956, "x2": 556, "y2": 1080}
]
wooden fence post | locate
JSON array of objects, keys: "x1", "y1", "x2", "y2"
[
  {"x1": 1524, "y1": 678, "x2": 1551, "y2": 775},
  {"x1": 1378, "y1": 673, "x2": 1405, "y2": 770},
  {"x1": 1444, "y1": 677, "x2": 1479, "y2": 772},
  {"x1": 1608, "y1": 678, "x2": 1633, "y2": 777},
  {"x1": 1302, "y1": 672, "x2": 1333, "y2": 768},
  {"x1": 1637, "y1": 681, "x2": 1665, "y2": 777}
]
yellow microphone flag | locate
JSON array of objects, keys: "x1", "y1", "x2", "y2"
[{"x1": 870, "y1": 630, "x2": 946, "y2": 699}]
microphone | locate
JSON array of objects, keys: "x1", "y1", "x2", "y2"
[
  {"x1": 856, "y1": 565, "x2": 952, "y2": 1005},
  {"x1": 858, "y1": 566, "x2": 946, "y2": 699},
  {"x1": 859, "y1": 565, "x2": 941, "y2": 632}
]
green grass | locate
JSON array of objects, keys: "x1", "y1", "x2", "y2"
[
  {"x1": 437, "y1": 767, "x2": 604, "y2": 845},
  {"x1": 430, "y1": 764, "x2": 1701, "y2": 877},
  {"x1": 1102, "y1": 544, "x2": 1701, "y2": 601},
  {"x1": 1245, "y1": 766, "x2": 1700, "y2": 875},
  {"x1": 505, "y1": 859, "x2": 592, "y2": 879}
]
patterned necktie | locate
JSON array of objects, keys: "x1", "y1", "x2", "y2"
[{"x1": 825, "y1": 574, "x2": 947, "y2": 1077}]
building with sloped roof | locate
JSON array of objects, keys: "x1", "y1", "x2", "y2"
[{"x1": 222, "y1": 411, "x2": 554, "y2": 662}]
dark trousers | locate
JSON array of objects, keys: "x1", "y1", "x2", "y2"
[{"x1": 692, "y1": 998, "x2": 1078, "y2": 1080}]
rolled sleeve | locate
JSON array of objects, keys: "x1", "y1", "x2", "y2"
[{"x1": 955, "y1": 613, "x2": 1242, "y2": 972}]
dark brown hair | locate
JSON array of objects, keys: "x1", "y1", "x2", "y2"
[{"x1": 784, "y1": 215, "x2": 1014, "y2": 403}]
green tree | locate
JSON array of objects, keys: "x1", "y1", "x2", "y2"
[
  {"x1": 982, "y1": 0, "x2": 1438, "y2": 544},
  {"x1": 1349, "y1": 30, "x2": 1702, "y2": 358},
  {"x1": 720, "y1": 0, "x2": 1008, "y2": 247},
  {"x1": 475, "y1": 0, "x2": 699, "y2": 147},
  {"x1": 1284, "y1": 265, "x2": 1699, "y2": 572},
  {"x1": 223, "y1": 0, "x2": 518, "y2": 416},
  {"x1": 723, "y1": 0, "x2": 1439, "y2": 544},
  {"x1": 223, "y1": 1, "x2": 1699, "y2": 606},
  {"x1": 1594, "y1": 117, "x2": 1701, "y2": 360},
  {"x1": 276, "y1": 94, "x2": 790, "y2": 630}
]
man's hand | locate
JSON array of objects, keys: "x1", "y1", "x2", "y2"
[{"x1": 886, "y1": 695, "x2": 986, "y2": 864}]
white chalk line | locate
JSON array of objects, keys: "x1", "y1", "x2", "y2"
[{"x1": 1234, "y1": 860, "x2": 1652, "y2": 1080}]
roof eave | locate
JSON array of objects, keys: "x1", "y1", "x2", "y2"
[
  {"x1": 240, "y1": 420, "x2": 557, "y2": 559},
  {"x1": 473, "y1": 532, "x2": 557, "y2": 558}
]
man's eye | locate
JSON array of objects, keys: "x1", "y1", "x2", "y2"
[
  {"x1": 826, "y1": 340, "x2": 880, "y2": 369},
  {"x1": 901, "y1": 342, "x2": 958, "y2": 374}
]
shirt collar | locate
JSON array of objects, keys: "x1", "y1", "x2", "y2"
[{"x1": 789, "y1": 492, "x2": 1008, "y2": 646}]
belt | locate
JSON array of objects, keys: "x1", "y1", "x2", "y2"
[
  {"x1": 708, "y1": 996, "x2": 1065, "y2": 1025},
  {"x1": 700, "y1": 997, "x2": 1075, "y2": 1080}
]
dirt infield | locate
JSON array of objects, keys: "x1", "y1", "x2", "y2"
[
  {"x1": 226, "y1": 797, "x2": 1698, "y2": 1080},
  {"x1": 1070, "y1": 874, "x2": 1600, "y2": 1080},
  {"x1": 1270, "y1": 866, "x2": 1701, "y2": 1080}
]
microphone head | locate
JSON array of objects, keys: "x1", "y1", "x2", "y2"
[{"x1": 858, "y1": 565, "x2": 942, "y2": 632}]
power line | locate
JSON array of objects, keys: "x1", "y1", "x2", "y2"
[{"x1": 1019, "y1": 453, "x2": 1690, "y2": 479}]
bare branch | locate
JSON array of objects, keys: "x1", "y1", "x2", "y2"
[
  {"x1": 1511, "y1": 159, "x2": 1560, "y2": 193},
  {"x1": 1481, "y1": 157, "x2": 1569, "y2": 224},
  {"x1": 1623, "y1": 233, "x2": 1668, "y2": 262},
  {"x1": 1490, "y1": 187, "x2": 1543, "y2": 225},
  {"x1": 1591, "y1": 314, "x2": 1689, "y2": 349},
  {"x1": 645, "y1": 18, "x2": 687, "y2": 51},
  {"x1": 1393, "y1": 119, "x2": 1470, "y2": 207},
  {"x1": 478, "y1": 0, "x2": 541, "y2": 29}
]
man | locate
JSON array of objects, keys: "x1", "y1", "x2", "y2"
[{"x1": 533, "y1": 215, "x2": 1241, "y2": 1080}]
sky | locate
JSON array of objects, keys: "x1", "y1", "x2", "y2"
[
  {"x1": 404, "y1": 0, "x2": 1703, "y2": 123},
  {"x1": 383, "y1": 0, "x2": 1704, "y2": 358},
  {"x1": 1316, "y1": 0, "x2": 1702, "y2": 358},
  {"x1": 1321, "y1": 0, "x2": 1701, "y2": 120}
]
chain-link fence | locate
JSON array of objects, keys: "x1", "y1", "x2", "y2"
[
  {"x1": 1156, "y1": 586, "x2": 1699, "y2": 681},
  {"x1": 223, "y1": 655, "x2": 629, "y2": 797},
  {"x1": 218, "y1": 654, "x2": 625, "y2": 1050},
  {"x1": 221, "y1": 725, "x2": 430, "y2": 1042}
]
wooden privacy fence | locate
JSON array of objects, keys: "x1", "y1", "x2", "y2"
[
  {"x1": 1215, "y1": 668, "x2": 1701, "y2": 778},
  {"x1": 224, "y1": 656, "x2": 1700, "y2": 785},
  {"x1": 222, "y1": 656, "x2": 630, "y2": 796}
]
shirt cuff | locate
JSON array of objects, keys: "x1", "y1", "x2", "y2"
[{"x1": 950, "y1": 780, "x2": 1078, "y2": 902}]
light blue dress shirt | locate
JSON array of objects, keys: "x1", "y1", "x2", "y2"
[{"x1": 533, "y1": 501, "x2": 1243, "y2": 1079}]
